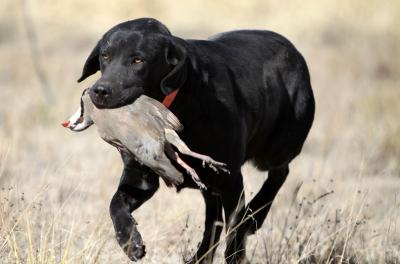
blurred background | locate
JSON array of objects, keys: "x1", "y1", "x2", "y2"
[{"x1": 0, "y1": 0, "x2": 399, "y2": 263}]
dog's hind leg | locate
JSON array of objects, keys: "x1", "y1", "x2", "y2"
[
  {"x1": 164, "y1": 129, "x2": 229, "y2": 173},
  {"x1": 244, "y1": 165, "x2": 289, "y2": 234}
]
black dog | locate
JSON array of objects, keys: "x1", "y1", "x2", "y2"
[{"x1": 77, "y1": 18, "x2": 315, "y2": 263}]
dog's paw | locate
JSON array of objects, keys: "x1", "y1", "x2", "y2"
[
  {"x1": 116, "y1": 228, "x2": 146, "y2": 261},
  {"x1": 183, "y1": 256, "x2": 197, "y2": 264},
  {"x1": 123, "y1": 243, "x2": 146, "y2": 261}
]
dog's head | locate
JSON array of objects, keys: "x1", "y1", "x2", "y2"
[{"x1": 77, "y1": 18, "x2": 188, "y2": 109}]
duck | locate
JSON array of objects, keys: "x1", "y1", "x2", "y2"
[{"x1": 62, "y1": 88, "x2": 228, "y2": 189}]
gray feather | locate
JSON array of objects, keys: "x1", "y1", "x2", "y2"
[{"x1": 135, "y1": 96, "x2": 183, "y2": 131}]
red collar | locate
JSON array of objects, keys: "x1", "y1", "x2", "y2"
[{"x1": 162, "y1": 89, "x2": 180, "y2": 108}]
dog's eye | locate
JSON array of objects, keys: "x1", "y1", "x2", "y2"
[
  {"x1": 101, "y1": 54, "x2": 109, "y2": 61},
  {"x1": 131, "y1": 58, "x2": 144, "y2": 64}
]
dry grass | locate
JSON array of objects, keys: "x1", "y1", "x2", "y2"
[{"x1": 1, "y1": 0, "x2": 400, "y2": 263}]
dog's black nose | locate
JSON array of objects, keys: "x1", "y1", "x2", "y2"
[{"x1": 93, "y1": 85, "x2": 111, "y2": 97}]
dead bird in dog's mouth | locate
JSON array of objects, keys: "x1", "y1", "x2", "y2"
[{"x1": 62, "y1": 88, "x2": 229, "y2": 189}]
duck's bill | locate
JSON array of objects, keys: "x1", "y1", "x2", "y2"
[{"x1": 62, "y1": 107, "x2": 93, "y2": 132}]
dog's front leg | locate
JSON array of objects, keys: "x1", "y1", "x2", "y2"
[{"x1": 110, "y1": 153, "x2": 160, "y2": 261}]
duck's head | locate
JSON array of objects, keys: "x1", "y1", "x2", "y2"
[{"x1": 62, "y1": 88, "x2": 94, "y2": 132}]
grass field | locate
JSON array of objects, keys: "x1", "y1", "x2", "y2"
[{"x1": 0, "y1": 0, "x2": 399, "y2": 263}]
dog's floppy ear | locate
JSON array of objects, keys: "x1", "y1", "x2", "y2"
[
  {"x1": 160, "y1": 37, "x2": 188, "y2": 95},
  {"x1": 77, "y1": 41, "x2": 101, "y2": 83}
]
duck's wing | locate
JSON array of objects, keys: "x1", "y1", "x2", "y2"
[{"x1": 135, "y1": 95, "x2": 184, "y2": 132}]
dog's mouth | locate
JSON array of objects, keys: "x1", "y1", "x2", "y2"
[{"x1": 89, "y1": 86, "x2": 144, "y2": 109}]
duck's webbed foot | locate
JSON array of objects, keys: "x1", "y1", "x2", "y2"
[{"x1": 200, "y1": 157, "x2": 230, "y2": 174}]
